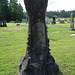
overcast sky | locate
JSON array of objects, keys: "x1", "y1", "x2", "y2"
[{"x1": 18, "y1": 0, "x2": 75, "y2": 11}]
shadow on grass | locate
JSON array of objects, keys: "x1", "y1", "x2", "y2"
[
  {"x1": 56, "y1": 71, "x2": 63, "y2": 75},
  {"x1": 50, "y1": 38, "x2": 60, "y2": 41},
  {"x1": 15, "y1": 70, "x2": 63, "y2": 75}
]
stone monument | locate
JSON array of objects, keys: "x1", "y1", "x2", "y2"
[
  {"x1": 51, "y1": 17, "x2": 56, "y2": 24},
  {"x1": 46, "y1": 17, "x2": 50, "y2": 24},
  {"x1": 70, "y1": 13, "x2": 75, "y2": 31},
  {"x1": 18, "y1": 0, "x2": 59, "y2": 75},
  {"x1": 3, "y1": 20, "x2": 7, "y2": 27},
  {"x1": 59, "y1": 20, "x2": 65, "y2": 23},
  {"x1": 0, "y1": 20, "x2": 3, "y2": 27}
]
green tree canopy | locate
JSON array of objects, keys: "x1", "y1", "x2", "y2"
[
  {"x1": 0, "y1": 0, "x2": 24, "y2": 22},
  {"x1": 46, "y1": 10, "x2": 75, "y2": 18},
  {"x1": 9, "y1": 0, "x2": 24, "y2": 21},
  {"x1": 0, "y1": 0, "x2": 9, "y2": 21}
]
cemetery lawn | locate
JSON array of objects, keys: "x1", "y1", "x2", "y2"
[
  {"x1": 49, "y1": 18, "x2": 75, "y2": 28},
  {"x1": 0, "y1": 23, "x2": 75, "y2": 75},
  {"x1": 48, "y1": 22, "x2": 70, "y2": 28}
]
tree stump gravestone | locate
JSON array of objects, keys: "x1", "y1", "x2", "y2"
[{"x1": 18, "y1": 0, "x2": 59, "y2": 75}]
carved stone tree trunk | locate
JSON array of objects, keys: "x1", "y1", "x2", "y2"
[{"x1": 18, "y1": 0, "x2": 59, "y2": 75}]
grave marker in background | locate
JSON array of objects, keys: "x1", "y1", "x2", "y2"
[
  {"x1": 3, "y1": 20, "x2": 7, "y2": 27},
  {"x1": 70, "y1": 13, "x2": 75, "y2": 31},
  {"x1": 0, "y1": 20, "x2": 2, "y2": 27},
  {"x1": 46, "y1": 17, "x2": 50, "y2": 24},
  {"x1": 59, "y1": 20, "x2": 65, "y2": 23},
  {"x1": 10, "y1": 21, "x2": 15, "y2": 23},
  {"x1": 52, "y1": 17, "x2": 56, "y2": 24},
  {"x1": 22, "y1": 19, "x2": 28, "y2": 23}
]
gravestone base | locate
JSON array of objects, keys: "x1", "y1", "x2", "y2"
[
  {"x1": 0, "y1": 21, "x2": 3, "y2": 27},
  {"x1": 0, "y1": 25, "x2": 7, "y2": 27},
  {"x1": 69, "y1": 28, "x2": 75, "y2": 31},
  {"x1": 18, "y1": 55, "x2": 59, "y2": 75},
  {"x1": 0, "y1": 25, "x2": 3, "y2": 27},
  {"x1": 3, "y1": 25, "x2": 7, "y2": 27},
  {"x1": 51, "y1": 17, "x2": 56, "y2": 24},
  {"x1": 3, "y1": 20, "x2": 7, "y2": 27},
  {"x1": 16, "y1": 24, "x2": 20, "y2": 26}
]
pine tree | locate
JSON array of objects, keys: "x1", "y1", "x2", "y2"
[
  {"x1": 0, "y1": 0, "x2": 9, "y2": 21},
  {"x1": 9, "y1": 0, "x2": 24, "y2": 21}
]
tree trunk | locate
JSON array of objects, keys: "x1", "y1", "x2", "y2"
[{"x1": 18, "y1": 0, "x2": 59, "y2": 75}]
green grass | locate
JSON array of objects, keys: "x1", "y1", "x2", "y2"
[
  {"x1": 0, "y1": 24, "x2": 28, "y2": 75},
  {"x1": 0, "y1": 23, "x2": 28, "y2": 29},
  {"x1": 47, "y1": 22, "x2": 70, "y2": 27},
  {"x1": 0, "y1": 23, "x2": 75, "y2": 75},
  {"x1": 47, "y1": 27, "x2": 75, "y2": 75}
]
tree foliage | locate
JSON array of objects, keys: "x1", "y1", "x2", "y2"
[
  {"x1": 0, "y1": 0, "x2": 75, "y2": 22},
  {"x1": 9, "y1": 0, "x2": 24, "y2": 21},
  {"x1": 0, "y1": 0, "x2": 9, "y2": 21},
  {"x1": 0, "y1": 0, "x2": 24, "y2": 22},
  {"x1": 46, "y1": 10, "x2": 75, "y2": 18}
]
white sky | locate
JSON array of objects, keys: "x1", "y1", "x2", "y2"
[{"x1": 18, "y1": 0, "x2": 75, "y2": 11}]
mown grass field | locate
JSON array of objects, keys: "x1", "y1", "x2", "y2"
[{"x1": 0, "y1": 22, "x2": 75, "y2": 75}]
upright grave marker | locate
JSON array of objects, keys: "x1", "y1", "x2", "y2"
[
  {"x1": 59, "y1": 20, "x2": 65, "y2": 23},
  {"x1": 3, "y1": 20, "x2": 7, "y2": 27},
  {"x1": 0, "y1": 20, "x2": 3, "y2": 27},
  {"x1": 70, "y1": 13, "x2": 75, "y2": 31},
  {"x1": 18, "y1": 0, "x2": 59, "y2": 75},
  {"x1": 46, "y1": 17, "x2": 50, "y2": 24},
  {"x1": 52, "y1": 17, "x2": 56, "y2": 24},
  {"x1": 0, "y1": 20, "x2": 7, "y2": 27}
]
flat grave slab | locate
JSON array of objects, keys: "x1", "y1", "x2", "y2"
[{"x1": 69, "y1": 34, "x2": 75, "y2": 37}]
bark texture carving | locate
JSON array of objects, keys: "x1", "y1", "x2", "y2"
[{"x1": 18, "y1": 0, "x2": 59, "y2": 75}]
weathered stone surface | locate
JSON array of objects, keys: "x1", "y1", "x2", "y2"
[
  {"x1": 3, "y1": 20, "x2": 7, "y2": 27},
  {"x1": 59, "y1": 20, "x2": 65, "y2": 23},
  {"x1": 18, "y1": 0, "x2": 59, "y2": 75},
  {"x1": 0, "y1": 20, "x2": 3, "y2": 27},
  {"x1": 52, "y1": 17, "x2": 56, "y2": 24},
  {"x1": 70, "y1": 13, "x2": 75, "y2": 31},
  {"x1": 46, "y1": 17, "x2": 50, "y2": 24}
]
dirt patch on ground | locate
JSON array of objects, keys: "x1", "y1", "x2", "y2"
[
  {"x1": 48, "y1": 25, "x2": 69, "y2": 29},
  {"x1": 0, "y1": 25, "x2": 70, "y2": 30},
  {"x1": 0, "y1": 27, "x2": 28, "y2": 30}
]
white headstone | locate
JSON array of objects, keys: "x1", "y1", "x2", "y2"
[
  {"x1": 22, "y1": 19, "x2": 27, "y2": 23},
  {"x1": 45, "y1": 17, "x2": 50, "y2": 24}
]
